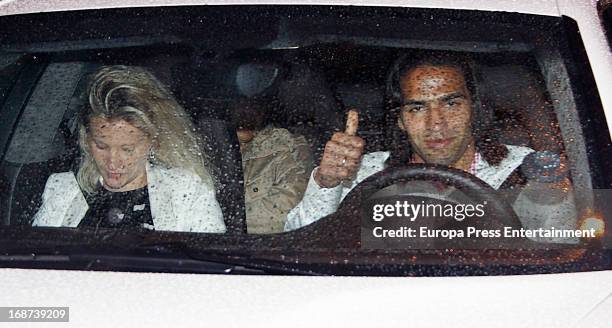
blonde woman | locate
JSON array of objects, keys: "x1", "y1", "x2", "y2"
[{"x1": 32, "y1": 65, "x2": 226, "y2": 233}]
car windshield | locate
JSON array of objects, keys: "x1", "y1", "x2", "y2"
[{"x1": 0, "y1": 5, "x2": 610, "y2": 276}]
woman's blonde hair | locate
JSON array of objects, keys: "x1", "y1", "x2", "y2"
[{"x1": 76, "y1": 65, "x2": 214, "y2": 194}]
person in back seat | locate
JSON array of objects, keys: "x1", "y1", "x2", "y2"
[
  {"x1": 32, "y1": 65, "x2": 226, "y2": 233},
  {"x1": 230, "y1": 97, "x2": 313, "y2": 234}
]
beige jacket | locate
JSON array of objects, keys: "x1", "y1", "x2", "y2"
[
  {"x1": 32, "y1": 163, "x2": 226, "y2": 233},
  {"x1": 242, "y1": 127, "x2": 313, "y2": 234}
]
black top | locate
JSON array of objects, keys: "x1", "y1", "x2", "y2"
[{"x1": 79, "y1": 185, "x2": 154, "y2": 229}]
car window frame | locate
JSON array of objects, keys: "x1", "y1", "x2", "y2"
[{"x1": 0, "y1": 4, "x2": 610, "y2": 276}]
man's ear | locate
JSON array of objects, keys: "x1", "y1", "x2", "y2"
[{"x1": 397, "y1": 116, "x2": 406, "y2": 132}]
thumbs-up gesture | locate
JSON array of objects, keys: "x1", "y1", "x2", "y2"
[{"x1": 314, "y1": 110, "x2": 365, "y2": 188}]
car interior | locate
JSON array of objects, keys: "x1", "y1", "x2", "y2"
[{"x1": 0, "y1": 44, "x2": 564, "y2": 233}]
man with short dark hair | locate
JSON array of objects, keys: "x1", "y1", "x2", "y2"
[{"x1": 285, "y1": 52, "x2": 577, "y2": 243}]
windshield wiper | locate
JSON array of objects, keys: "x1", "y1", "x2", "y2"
[
  {"x1": 127, "y1": 241, "x2": 322, "y2": 275},
  {"x1": 0, "y1": 251, "x2": 264, "y2": 274},
  {"x1": 0, "y1": 242, "x2": 320, "y2": 275}
]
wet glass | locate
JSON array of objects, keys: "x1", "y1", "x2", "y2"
[{"x1": 0, "y1": 6, "x2": 609, "y2": 275}]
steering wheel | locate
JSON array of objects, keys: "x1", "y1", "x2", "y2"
[{"x1": 337, "y1": 164, "x2": 523, "y2": 234}]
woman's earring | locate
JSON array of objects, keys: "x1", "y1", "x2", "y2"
[{"x1": 149, "y1": 148, "x2": 155, "y2": 161}]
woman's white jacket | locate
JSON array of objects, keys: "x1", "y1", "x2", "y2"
[{"x1": 32, "y1": 163, "x2": 226, "y2": 233}]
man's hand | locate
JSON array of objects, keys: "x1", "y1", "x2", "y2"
[{"x1": 314, "y1": 110, "x2": 365, "y2": 188}]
